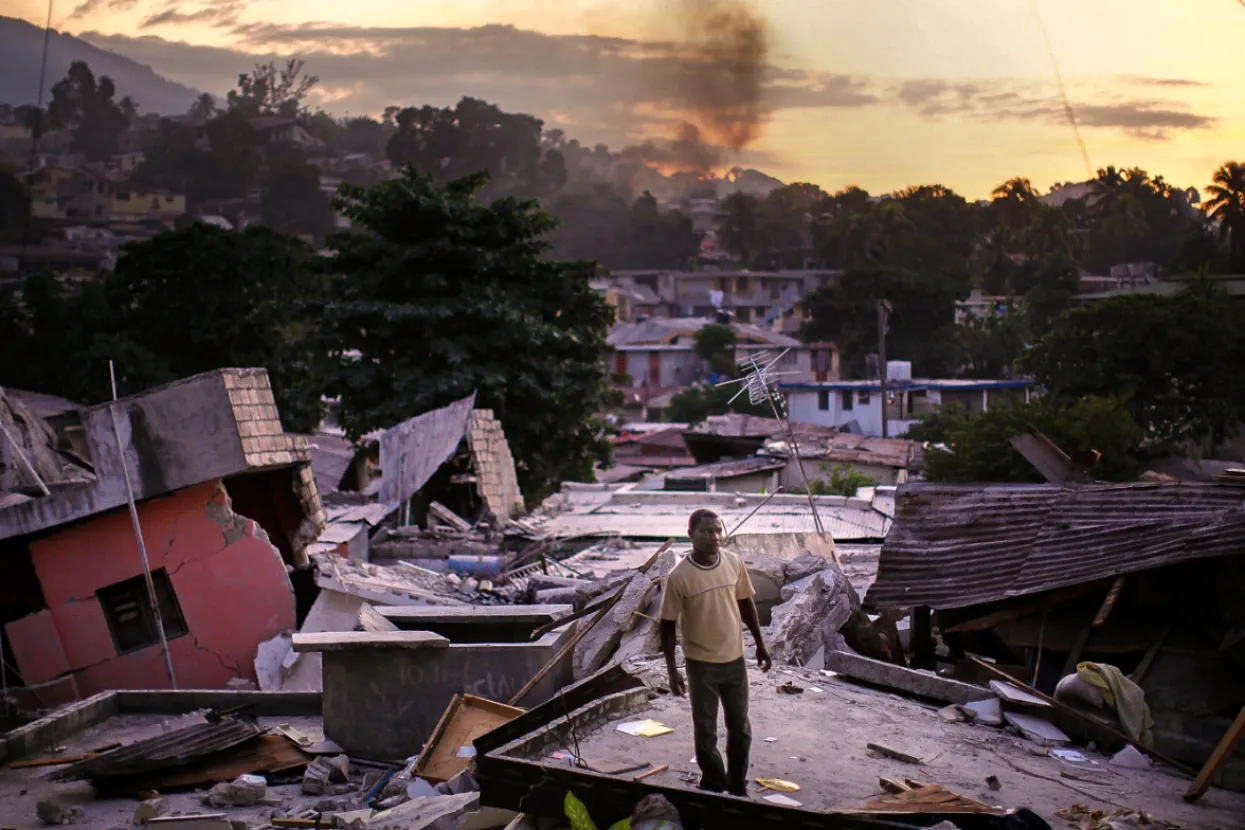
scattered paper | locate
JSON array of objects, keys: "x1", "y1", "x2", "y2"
[
  {"x1": 810, "y1": 686, "x2": 824, "y2": 693},
  {"x1": 616, "y1": 720, "x2": 674, "y2": 738},
  {"x1": 763, "y1": 794, "x2": 803, "y2": 807},
  {"x1": 764, "y1": 737, "x2": 778, "y2": 743},
  {"x1": 755, "y1": 777, "x2": 800, "y2": 792},
  {"x1": 820, "y1": 670, "x2": 839, "y2": 679},
  {"x1": 455, "y1": 745, "x2": 477, "y2": 759},
  {"x1": 1051, "y1": 748, "x2": 1090, "y2": 764}
]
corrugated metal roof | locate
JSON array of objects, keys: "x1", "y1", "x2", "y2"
[
  {"x1": 866, "y1": 482, "x2": 1245, "y2": 610},
  {"x1": 377, "y1": 393, "x2": 476, "y2": 505},
  {"x1": 52, "y1": 719, "x2": 262, "y2": 781},
  {"x1": 541, "y1": 504, "x2": 889, "y2": 541}
]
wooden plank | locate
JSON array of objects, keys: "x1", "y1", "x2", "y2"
[
  {"x1": 968, "y1": 656, "x2": 1198, "y2": 776},
  {"x1": 357, "y1": 603, "x2": 399, "y2": 633},
  {"x1": 1184, "y1": 702, "x2": 1245, "y2": 802},
  {"x1": 7, "y1": 753, "x2": 102, "y2": 769},
  {"x1": 1092, "y1": 575, "x2": 1127, "y2": 628},
  {"x1": 1060, "y1": 617, "x2": 1095, "y2": 678},
  {"x1": 866, "y1": 743, "x2": 922, "y2": 764},
  {"x1": 415, "y1": 695, "x2": 525, "y2": 784},
  {"x1": 428, "y1": 501, "x2": 472, "y2": 532}
]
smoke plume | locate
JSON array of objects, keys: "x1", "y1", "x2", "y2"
[{"x1": 630, "y1": 0, "x2": 770, "y2": 173}]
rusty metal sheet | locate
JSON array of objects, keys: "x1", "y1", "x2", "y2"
[
  {"x1": 865, "y1": 482, "x2": 1245, "y2": 610},
  {"x1": 50, "y1": 719, "x2": 263, "y2": 781}
]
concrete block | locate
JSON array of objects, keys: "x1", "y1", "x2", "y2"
[
  {"x1": 365, "y1": 791, "x2": 478, "y2": 830},
  {"x1": 823, "y1": 650, "x2": 991, "y2": 705},
  {"x1": 293, "y1": 631, "x2": 451, "y2": 652}
]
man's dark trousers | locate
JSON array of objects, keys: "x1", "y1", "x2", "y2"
[{"x1": 686, "y1": 657, "x2": 751, "y2": 794}]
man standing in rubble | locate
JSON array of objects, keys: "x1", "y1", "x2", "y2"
[{"x1": 660, "y1": 508, "x2": 772, "y2": 797}]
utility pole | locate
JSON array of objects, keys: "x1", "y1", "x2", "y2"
[{"x1": 878, "y1": 300, "x2": 892, "y2": 439}]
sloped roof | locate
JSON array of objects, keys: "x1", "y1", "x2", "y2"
[
  {"x1": 608, "y1": 318, "x2": 800, "y2": 349},
  {"x1": 866, "y1": 481, "x2": 1245, "y2": 611}
]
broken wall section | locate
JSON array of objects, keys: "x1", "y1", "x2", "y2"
[
  {"x1": 467, "y1": 409, "x2": 524, "y2": 520},
  {"x1": 5, "y1": 479, "x2": 298, "y2": 704}
]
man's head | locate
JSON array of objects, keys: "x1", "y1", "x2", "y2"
[{"x1": 688, "y1": 508, "x2": 724, "y2": 554}]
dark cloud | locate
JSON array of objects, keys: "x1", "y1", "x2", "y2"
[
  {"x1": 891, "y1": 77, "x2": 1214, "y2": 139},
  {"x1": 141, "y1": 3, "x2": 243, "y2": 29},
  {"x1": 1117, "y1": 75, "x2": 1208, "y2": 89},
  {"x1": 68, "y1": 0, "x2": 139, "y2": 19},
  {"x1": 73, "y1": 23, "x2": 1214, "y2": 146}
]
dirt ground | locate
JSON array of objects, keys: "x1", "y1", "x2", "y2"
[
  {"x1": 0, "y1": 715, "x2": 340, "y2": 830},
  {"x1": 561, "y1": 662, "x2": 1245, "y2": 829}
]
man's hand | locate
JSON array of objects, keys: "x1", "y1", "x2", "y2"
[
  {"x1": 668, "y1": 668, "x2": 687, "y2": 697},
  {"x1": 756, "y1": 643, "x2": 773, "y2": 673}
]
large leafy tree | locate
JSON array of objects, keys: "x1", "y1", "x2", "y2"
[
  {"x1": 310, "y1": 167, "x2": 617, "y2": 500},
  {"x1": 262, "y1": 156, "x2": 336, "y2": 240},
  {"x1": 45, "y1": 62, "x2": 133, "y2": 161},
  {"x1": 1021, "y1": 280, "x2": 1245, "y2": 448},
  {"x1": 1205, "y1": 161, "x2": 1245, "y2": 272},
  {"x1": 907, "y1": 395, "x2": 1146, "y2": 483},
  {"x1": 100, "y1": 225, "x2": 328, "y2": 431},
  {"x1": 387, "y1": 98, "x2": 566, "y2": 201}
]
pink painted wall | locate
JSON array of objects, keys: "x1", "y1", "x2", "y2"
[{"x1": 5, "y1": 479, "x2": 296, "y2": 697}]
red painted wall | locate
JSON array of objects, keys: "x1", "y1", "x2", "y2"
[{"x1": 5, "y1": 479, "x2": 297, "y2": 697}]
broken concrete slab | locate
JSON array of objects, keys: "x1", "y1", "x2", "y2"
[
  {"x1": 737, "y1": 551, "x2": 787, "y2": 607},
  {"x1": 293, "y1": 631, "x2": 451, "y2": 652},
  {"x1": 1005, "y1": 712, "x2": 1071, "y2": 746},
  {"x1": 366, "y1": 792, "x2": 479, "y2": 830},
  {"x1": 992, "y1": 679, "x2": 1052, "y2": 708},
  {"x1": 575, "y1": 550, "x2": 677, "y2": 678},
  {"x1": 768, "y1": 570, "x2": 855, "y2": 666},
  {"x1": 784, "y1": 553, "x2": 831, "y2": 585},
  {"x1": 36, "y1": 799, "x2": 84, "y2": 825},
  {"x1": 134, "y1": 796, "x2": 171, "y2": 822},
  {"x1": 965, "y1": 697, "x2": 1003, "y2": 726},
  {"x1": 823, "y1": 650, "x2": 991, "y2": 706},
  {"x1": 205, "y1": 773, "x2": 267, "y2": 807}
]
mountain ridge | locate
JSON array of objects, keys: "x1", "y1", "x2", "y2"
[{"x1": 0, "y1": 15, "x2": 200, "y2": 116}]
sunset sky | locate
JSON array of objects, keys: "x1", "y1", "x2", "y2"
[{"x1": 10, "y1": 0, "x2": 1245, "y2": 198}]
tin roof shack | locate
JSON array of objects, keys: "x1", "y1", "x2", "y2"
[
  {"x1": 867, "y1": 481, "x2": 1245, "y2": 790},
  {"x1": 0, "y1": 369, "x2": 325, "y2": 708}
]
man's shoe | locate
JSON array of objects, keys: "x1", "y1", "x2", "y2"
[{"x1": 728, "y1": 788, "x2": 749, "y2": 798}]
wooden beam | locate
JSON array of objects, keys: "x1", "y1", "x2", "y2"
[
  {"x1": 1092, "y1": 575, "x2": 1127, "y2": 628},
  {"x1": 1130, "y1": 623, "x2": 1172, "y2": 684},
  {"x1": 968, "y1": 657, "x2": 1198, "y2": 776},
  {"x1": 942, "y1": 582, "x2": 1101, "y2": 634},
  {"x1": 1185, "y1": 702, "x2": 1245, "y2": 802}
]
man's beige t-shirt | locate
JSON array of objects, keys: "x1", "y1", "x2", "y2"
[{"x1": 659, "y1": 550, "x2": 756, "y2": 664}]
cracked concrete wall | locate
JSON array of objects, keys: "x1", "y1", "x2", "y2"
[{"x1": 4, "y1": 479, "x2": 297, "y2": 700}]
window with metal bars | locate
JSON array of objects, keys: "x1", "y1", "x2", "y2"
[{"x1": 96, "y1": 568, "x2": 188, "y2": 654}]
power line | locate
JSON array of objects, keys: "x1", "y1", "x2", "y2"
[
  {"x1": 18, "y1": 0, "x2": 56, "y2": 273},
  {"x1": 1027, "y1": 0, "x2": 1093, "y2": 180}
]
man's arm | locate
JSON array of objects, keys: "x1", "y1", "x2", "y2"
[
  {"x1": 660, "y1": 620, "x2": 686, "y2": 696},
  {"x1": 738, "y1": 598, "x2": 772, "y2": 672}
]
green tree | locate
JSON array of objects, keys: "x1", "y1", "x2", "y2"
[
  {"x1": 665, "y1": 383, "x2": 770, "y2": 425},
  {"x1": 958, "y1": 309, "x2": 1028, "y2": 379},
  {"x1": 907, "y1": 395, "x2": 1146, "y2": 483},
  {"x1": 387, "y1": 98, "x2": 566, "y2": 201},
  {"x1": 693, "y1": 323, "x2": 738, "y2": 376},
  {"x1": 101, "y1": 224, "x2": 328, "y2": 431},
  {"x1": 1205, "y1": 161, "x2": 1245, "y2": 272},
  {"x1": 621, "y1": 192, "x2": 700, "y2": 269},
  {"x1": 262, "y1": 157, "x2": 335, "y2": 240},
  {"x1": 310, "y1": 167, "x2": 617, "y2": 500},
  {"x1": 45, "y1": 62, "x2": 132, "y2": 161},
  {"x1": 226, "y1": 59, "x2": 320, "y2": 118},
  {"x1": 0, "y1": 171, "x2": 28, "y2": 243},
  {"x1": 718, "y1": 191, "x2": 762, "y2": 266},
  {"x1": 1021, "y1": 280, "x2": 1245, "y2": 448}
]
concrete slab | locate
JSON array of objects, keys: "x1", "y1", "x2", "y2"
[
  {"x1": 292, "y1": 631, "x2": 451, "y2": 652},
  {"x1": 377, "y1": 605, "x2": 572, "y2": 624},
  {"x1": 823, "y1": 650, "x2": 990, "y2": 706}
]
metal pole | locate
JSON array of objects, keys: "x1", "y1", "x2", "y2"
[
  {"x1": 726, "y1": 486, "x2": 783, "y2": 541},
  {"x1": 108, "y1": 362, "x2": 177, "y2": 689},
  {"x1": 878, "y1": 300, "x2": 890, "y2": 439},
  {"x1": 0, "y1": 389, "x2": 51, "y2": 496}
]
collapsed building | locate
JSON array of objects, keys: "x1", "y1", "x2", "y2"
[{"x1": 0, "y1": 371, "x2": 324, "y2": 708}]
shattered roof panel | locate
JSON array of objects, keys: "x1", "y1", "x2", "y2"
[
  {"x1": 377, "y1": 393, "x2": 477, "y2": 506},
  {"x1": 541, "y1": 503, "x2": 889, "y2": 541},
  {"x1": 300, "y1": 432, "x2": 357, "y2": 495},
  {"x1": 866, "y1": 482, "x2": 1245, "y2": 610}
]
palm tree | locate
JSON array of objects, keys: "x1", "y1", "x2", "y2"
[
  {"x1": 990, "y1": 177, "x2": 1040, "y2": 239},
  {"x1": 188, "y1": 93, "x2": 217, "y2": 121},
  {"x1": 1206, "y1": 162, "x2": 1245, "y2": 271}
]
